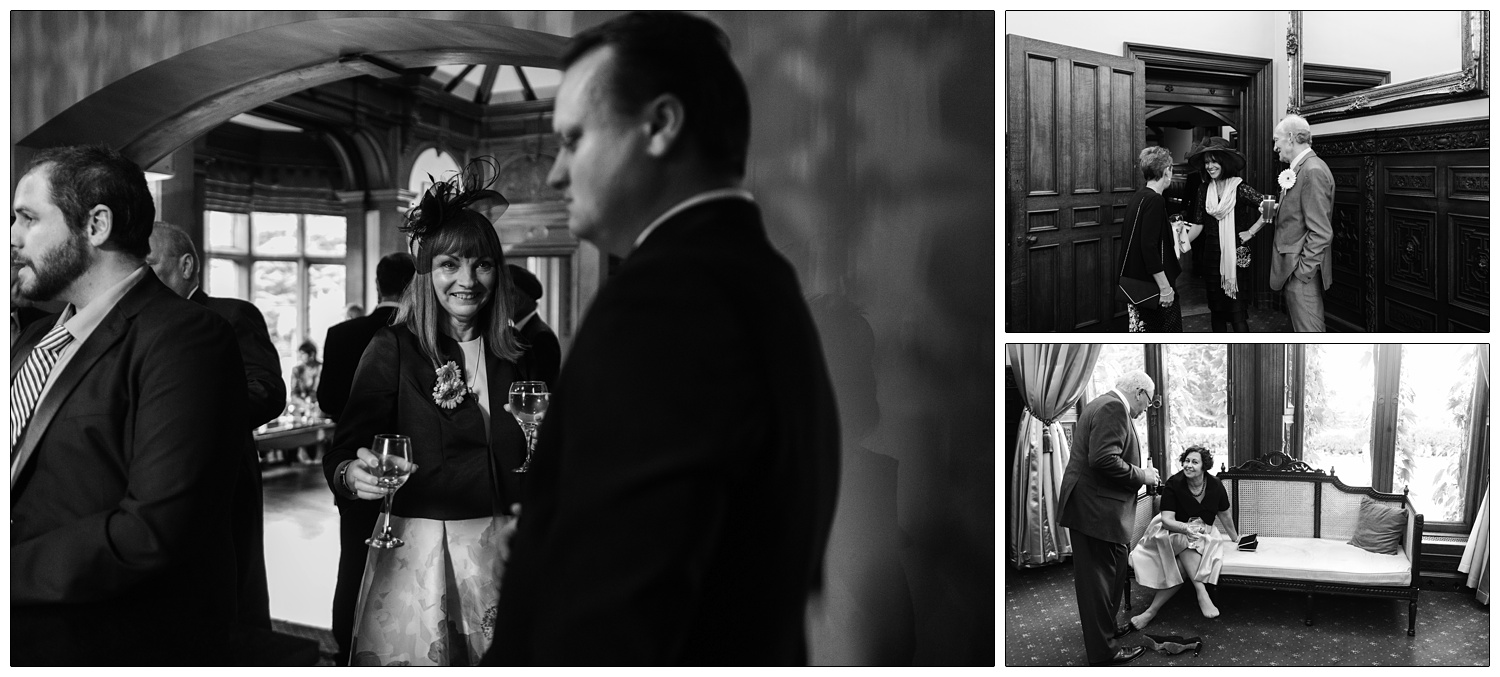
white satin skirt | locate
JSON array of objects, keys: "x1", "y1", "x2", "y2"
[{"x1": 1129, "y1": 514, "x2": 1228, "y2": 589}]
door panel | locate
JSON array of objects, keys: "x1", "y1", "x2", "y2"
[{"x1": 1006, "y1": 34, "x2": 1146, "y2": 332}]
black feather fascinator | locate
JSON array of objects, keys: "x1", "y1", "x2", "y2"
[{"x1": 401, "y1": 156, "x2": 509, "y2": 273}]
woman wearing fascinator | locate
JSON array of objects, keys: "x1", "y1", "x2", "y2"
[
  {"x1": 1183, "y1": 137, "x2": 1268, "y2": 333},
  {"x1": 322, "y1": 157, "x2": 529, "y2": 665}
]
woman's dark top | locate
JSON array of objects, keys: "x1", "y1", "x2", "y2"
[
  {"x1": 1160, "y1": 470, "x2": 1229, "y2": 525},
  {"x1": 322, "y1": 325, "x2": 528, "y2": 520},
  {"x1": 1190, "y1": 180, "x2": 1267, "y2": 276},
  {"x1": 1120, "y1": 186, "x2": 1180, "y2": 287}
]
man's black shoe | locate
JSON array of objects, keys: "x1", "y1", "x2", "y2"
[
  {"x1": 1112, "y1": 621, "x2": 1139, "y2": 639},
  {"x1": 1090, "y1": 645, "x2": 1146, "y2": 666}
]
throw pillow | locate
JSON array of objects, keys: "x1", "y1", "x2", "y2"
[{"x1": 1346, "y1": 496, "x2": 1407, "y2": 555}]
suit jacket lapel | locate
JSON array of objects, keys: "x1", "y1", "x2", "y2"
[{"x1": 11, "y1": 281, "x2": 152, "y2": 487}]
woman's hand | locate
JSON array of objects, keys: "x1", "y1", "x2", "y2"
[
  {"x1": 345, "y1": 447, "x2": 416, "y2": 501},
  {"x1": 1159, "y1": 286, "x2": 1175, "y2": 308},
  {"x1": 1238, "y1": 230, "x2": 1254, "y2": 243}
]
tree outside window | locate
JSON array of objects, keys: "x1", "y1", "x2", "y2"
[
  {"x1": 1395, "y1": 344, "x2": 1478, "y2": 523},
  {"x1": 1302, "y1": 344, "x2": 1375, "y2": 487},
  {"x1": 1163, "y1": 344, "x2": 1227, "y2": 471}
]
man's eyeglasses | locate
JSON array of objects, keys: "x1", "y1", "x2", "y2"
[{"x1": 1138, "y1": 389, "x2": 1163, "y2": 410}]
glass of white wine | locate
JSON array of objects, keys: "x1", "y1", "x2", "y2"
[
  {"x1": 366, "y1": 434, "x2": 414, "y2": 549},
  {"x1": 509, "y1": 381, "x2": 549, "y2": 473}
]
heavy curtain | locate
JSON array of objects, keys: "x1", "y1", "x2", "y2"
[
  {"x1": 1008, "y1": 344, "x2": 1101, "y2": 568},
  {"x1": 1459, "y1": 350, "x2": 1490, "y2": 604}
]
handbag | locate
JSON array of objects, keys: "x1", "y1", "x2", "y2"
[{"x1": 1114, "y1": 202, "x2": 1161, "y2": 305}]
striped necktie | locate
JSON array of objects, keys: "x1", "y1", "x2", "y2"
[{"x1": 11, "y1": 323, "x2": 75, "y2": 451}]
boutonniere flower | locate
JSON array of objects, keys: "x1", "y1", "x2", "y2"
[
  {"x1": 432, "y1": 361, "x2": 472, "y2": 409},
  {"x1": 1278, "y1": 168, "x2": 1297, "y2": 191}
]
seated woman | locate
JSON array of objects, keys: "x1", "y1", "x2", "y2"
[{"x1": 1126, "y1": 445, "x2": 1239, "y2": 631}]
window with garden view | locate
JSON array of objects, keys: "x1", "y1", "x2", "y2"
[{"x1": 1394, "y1": 344, "x2": 1480, "y2": 524}]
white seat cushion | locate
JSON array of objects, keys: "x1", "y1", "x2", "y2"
[{"x1": 1220, "y1": 536, "x2": 1410, "y2": 587}]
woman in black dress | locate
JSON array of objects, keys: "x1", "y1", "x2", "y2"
[
  {"x1": 1185, "y1": 137, "x2": 1269, "y2": 332},
  {"x1": 1124, "y1": 445, "x2": 1240, "y2": 632},
  {"x1": 1118, "y1": 146, "x2": 1188, "y2": 332}
]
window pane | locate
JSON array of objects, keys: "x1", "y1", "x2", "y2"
[
  {"x1": 1395, "y1": 344, "x2": 1478, "y2": 523},
  {"x1": 252, "y1": 212, "x2": 300, "y2": 256},
  {"x1": 1086, "y1": 344, "x2": 1149, "y2": 462},
  {"x1": 1304, "y1": 344, "x2": 1375, "y2": 487},
  {"x1": 253, "y1": 261, "x2": 300, "y2": 381},
  {"x1": 205, "y1": 211, "x2": 249, "y2": 253},
  {"x1": 206, "y1": 257, "x2": 243, "y2": 299},
  {"x1": 1165, "y1": 345, "x2": 1228, "y2": 469},
  {"x1": 307, "y1": 264, "x2": 346, "y2": 359},
  {"x1": 304, "y1": 214, "x2": 347, "y2": 257}
]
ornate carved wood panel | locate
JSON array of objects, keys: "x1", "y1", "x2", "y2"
[{"x1": 1316, "y1": 119, "x2": 1489, "y2": 332}]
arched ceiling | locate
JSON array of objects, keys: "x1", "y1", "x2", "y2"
[{"x1": 18, "y1": 17, "x2": 570, "y2": 168}]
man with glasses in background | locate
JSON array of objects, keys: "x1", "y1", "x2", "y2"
[{"x1": 1056, "y1": 370, "x2": 1161, "y2": 666}]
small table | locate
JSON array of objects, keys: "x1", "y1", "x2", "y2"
[{"x1": 255, "y1": 418, "x2": 335, "y2": 463}]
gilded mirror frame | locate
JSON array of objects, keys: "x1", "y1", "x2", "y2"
[{"x1": 1294, "y1": 10, "x2": 1489, "y2": 121}]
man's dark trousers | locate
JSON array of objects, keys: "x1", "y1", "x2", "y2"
[{"x1": 1072, "y1": 531, "x2": 1130, "y2": 664}]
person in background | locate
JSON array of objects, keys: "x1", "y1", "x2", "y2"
[
  {"x1": 290, "y1": 339, "x2": 322, "y2": 409},
  {"x1": 147, "y1": 220, "x2": 285, "y2": 635},
  {"x1": 485, "y1": 11, "x2": 840, "y2": 666},
  {"x1": 1269, "y1": 113, "x2": 1335, "y2": 332},
  {"x1": 1119, "y1": 146, "x2": 1186, "y2": 332},
  {"x1": 317, "y1": 251, "x2": 415, "y2": 666},
  {"x1": 11, "y1": 145, "x2": 247, "y2": 665},
  {"x1": 322, "y1": 160, "x2": 529, "y2": 665},
  {"x1": 345, "y1": 302, "x2": 365, "y2": 320},
  {"x1": 506, "y1": 263, "x2": 561, "y2": 387},
  {"x1": 1055, "y1": 370, "x2": 1160, "y2": 666},
  {"x1": 1184, "y1": 138, "x2": 1267, "y2": 333}
]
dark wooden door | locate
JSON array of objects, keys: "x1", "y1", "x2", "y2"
[
  {"x1": 1005, "y1": 35, "x2": 1145, "y2": 332},
  {"x1": 1378, "y1": 150, "x2": 1489, "y2": 332}
]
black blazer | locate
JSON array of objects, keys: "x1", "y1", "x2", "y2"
[
  {"x1": 514, "y1": 314, "x2": 561, "y2": 388},
  {"x1": 1056, "y1": 391, "x2": 1149, "y2": 545},
  {"x1": 485, "y1": 198, "x2": 841, "y2": 666},
  {"x1": 321, "y1": 324, "x2": 527, "y2": 520},
  {"x1": 318, "y1": 305, "x2": 398, "y2": 422},
  {"x1": 1119, "y1": 187, "x2": 1180, "y2": 288},
  {"x1": 11, "y1": 271, "x2": 248, "y2": 665},
  {"x1": 192, "y1": 289, "x2": 286, "y2": 429}
]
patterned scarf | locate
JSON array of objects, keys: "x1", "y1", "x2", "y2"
[{"x1": 1203, "y1": 177, "x2": 1242, "y2": 299}]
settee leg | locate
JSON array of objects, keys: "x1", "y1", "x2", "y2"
[
  {"x1": 1408, "y1": 598, "x2": 1417, "y2": 636},
  {"x1": 1304, "y1": 594, "x2": 1314, "y2": 626}
]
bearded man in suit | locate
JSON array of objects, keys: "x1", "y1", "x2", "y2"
[
  {"x1": 146, "y1": 220, "x2": 285, "y2": 636},
  {"x1": 484, "y1": 11, "x2": 840, "y2": 666},
  {"x1": 1268, "y1": 114, "x2": 1335, "y2": 332},
  {"x1": 10, "y1": 145, "x2": 247, "y2": 665},
  {"x1": 1056, "y1": 370, "x2": 1161, "y2": 666},
  {"x1": 313, "y1": 250, "x2": 415, "y2": 665}
]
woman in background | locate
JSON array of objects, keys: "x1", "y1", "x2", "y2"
[
  {"x1": 1186, "y1": 137, "x2": 1268, "y2": 333},
  {"x1": 291, "y1": 340, "x2": 322, "y2": 406},
  {"x1": 1118, "y1": 146, "x2": 1189, "y2": 332},
  {"x1": 323, "y1": 158, "x2": 529, "y2": 665},
  {"x1": 1124, "y1": 445, "x2": 1239, "y2": 632}
]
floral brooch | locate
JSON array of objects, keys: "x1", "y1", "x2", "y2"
[
  {"x1": 1277, "y1": 168, "x2": 1297, "y2": 192},
  {"x1": 432, "y1": 361, "x2": 472, "y2": 409}
]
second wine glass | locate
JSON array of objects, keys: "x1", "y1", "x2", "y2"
[
  {"x1": 366, "y1": 434, "x2": 414, "y2": 548},
  {"x1": 509, "y1": 381, "x2": 549, "y2": 473}
]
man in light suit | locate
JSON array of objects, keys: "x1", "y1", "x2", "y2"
[
  {"x1": 147, "y1": 220, "x2": 284, "y2": 634},
  {"x1": 1268, "y1": 114, "x2": 1335, "y2": 332},
  {"x1": 485, "y1": 11, "x2": 840, "y2": 666},
  {"x1": 1056, "y1": 370, "x2": 1160, "y2": 666},
  {"x1": 11, "y1": 145, "x2": 247, "y2": 665},
  {"x1": 316, "y1": 251, "x2": 414, "y2": 666}
]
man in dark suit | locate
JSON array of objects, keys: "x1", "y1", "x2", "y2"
[
  {"x1": 146, "y1": 220, "x2": 285, "y2": 634},
  {"x1": 484, "y1": 12, "x2": 840, "y2": 666},
  {"x1": 315, "y1": 251, "x2": 414, "y2": 666},
  {"x1": 10, "y1": 145, "x2": 248, "y2": 665},
  {"x1": 506, "y1": 263, "x2": 561, "y2": 387},
  {"x1": 1056, "y1": 370, "x2": 1160, "y2": 666},
  {"x1": 1268, "y1": 113, "x2": 1335, "y2": 332}
]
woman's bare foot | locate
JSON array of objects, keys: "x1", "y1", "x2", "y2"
[
  {"x1": 1130, "y1": 609, "x2": 1156, "y2": 630},
  {"x1": 1197, "y1": 592, "x2": 1220, "y2": 619}
]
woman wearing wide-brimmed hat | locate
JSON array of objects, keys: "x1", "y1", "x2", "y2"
[{"x1": 1185, "y1": 137, "x2": 1268, "y2": 332}]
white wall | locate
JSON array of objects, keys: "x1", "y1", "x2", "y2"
[
  {"x1": 1304, "y1": 11, "x2": 1461, "y2": 83},
  {"x1": 1005, "y1": 11, "x2": 1278, "y2": 60}
]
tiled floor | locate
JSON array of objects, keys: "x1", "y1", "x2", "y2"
[{"x1": 261, "y1": 463, "x2": 341, "y2": 629}]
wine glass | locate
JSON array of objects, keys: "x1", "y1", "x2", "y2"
[
  {"x1": 509, "y1": 381, "x2": 549, "y2": 473},
  {"x1": 366, "y1": 434, "x2": 414, "y2": 549}
]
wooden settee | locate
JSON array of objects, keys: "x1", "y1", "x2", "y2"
[{"x1": 1127, "y1": 452, "x2": 1424, "y2": 636}]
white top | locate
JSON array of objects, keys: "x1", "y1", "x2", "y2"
[
  {"x1": 458, "y1": 336, "x2": 490, "y2": 442},
  {"x1": 632, "y1": 188, "x2": 756, "y2": 250},
  {"x1": 34, "y1": 266, "x2": 150, "y2": 414}
]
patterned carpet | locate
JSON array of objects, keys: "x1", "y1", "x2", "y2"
[{"x1": 1004, "y1": 559, "x2": 1489, "y2": 666}]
